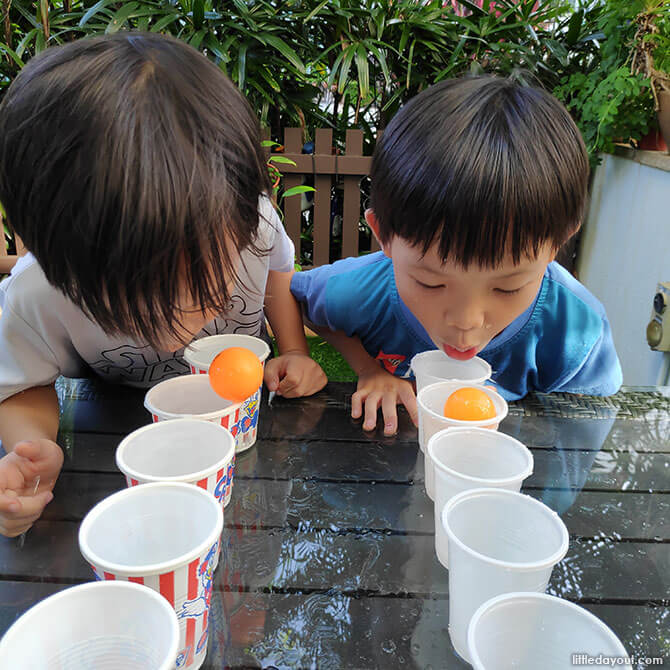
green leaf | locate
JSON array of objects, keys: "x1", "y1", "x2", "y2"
[
  {"x1": 105, "y1": 3, "x2": 140, "y2": 34},
  {"x1": 566, "y1": 9, "x2": 583, "y2": 46},
  {"x1": 262, "y1": 34, "x2": 305, "y2": 73},
  {"x1": 151, "y1": 13, "x2": 181, "y2": 33},
  {"x1": 304, "y1": 0, "x2": 329, "y2": 23},
  {"x1": 268, "y1": 156, "x2": 297, "y2": 165},
  {"x1": 283, "y1": 185, "x2": 316, "y2": 198},
  {"x1": 0, "y1": 43, "x2": 25, "y2": 68},
  {"x1": 355, "y1": 44, "x2": 369, "y2": 99},
  {"x1": 192, "y1": 0, "x2": 204, "y2": 30},
  {"x1": 237, "y1": 42, "x2": 248, "y2": 91},
  {"x1": 79, "y1": 0, "x2": 117, "y2": 27},
  {"x1": 338, "y1": 45, "x2": 356, "y2": 94}
]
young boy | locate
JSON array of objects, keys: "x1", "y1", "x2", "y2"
[
  {"x1": 291, "y1": 76, "x2": 622, "y2": 436},
  {"x1": 0, "y1": 33, "x2": 326, "y2": 537}
]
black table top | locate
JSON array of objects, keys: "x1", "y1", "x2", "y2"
[{"x1": 1, "y1": 379, "x2": 669, "y2": 669}]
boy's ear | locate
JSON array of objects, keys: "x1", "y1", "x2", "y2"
[{"x1": 364, "y1": 209, "x2": 391, "y2": 258}]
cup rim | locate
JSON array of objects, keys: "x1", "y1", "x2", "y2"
[
  {"x1": 417, "y1": 381, "x2": 508, "y2": 428},
  {"x1": 427, "y1": 427, "x2": 533, "y2": 486},
  {"x1": 410, "y1": 350, "x2": 492, "y2": 380},
  {"x1": 442, "y1": 487, "x2": 569, "y2": 570},
  {"x1": 467, "y1": 592, "x2": 628, "y2": 669},
  {"x1": 79, "y1": 482, "x2": 224, "y2": 576},
  {"x1": 143, "y1": 374, "x2": 242, "y2": 421},
  {"x1": 115, "y1": 418, "x2": 235, "y2": 483},
  {"x1": 0, "y1": 581, "x2": 180, "y2": 670},
  {"x1": 184, "y1": 334, "x2": 271, "y2": 370}
]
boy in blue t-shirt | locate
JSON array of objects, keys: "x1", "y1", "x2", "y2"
[{"x1": 291, "y1": 75, "x2": 622, "y2": 436}]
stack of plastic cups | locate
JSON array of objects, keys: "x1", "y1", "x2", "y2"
[{"x1": 184, "y1": 334, "x2": 271, "y2": 453}]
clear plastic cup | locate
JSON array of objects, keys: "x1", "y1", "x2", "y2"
[
  {"x1": 442, "y1": 488, "x2": 569, "y2": 663},
  {"x1": 0, "y1": 581, "x2": 179, "y2": 669},
  {"x1": 116, "y1": 418, "x2": 236, "y2": 508},
  {"x1": 410, "y1": 350, "x2": 492, "y2": 393},
  {"x1": 79, "y1": 482, "x2": 224, "y2": 670},
  {"x1": 184, "y1": 334, "x2": 271, "y2": 453},
  {"x1": 417, "y1": 381, "x2": 508, "y2": 498},
  {"x1": 468, "y1": 592, "x2": 629, "y2": 670},
  {"x1": 428, "y1": 428, "x2": 533, "y2": 568}
]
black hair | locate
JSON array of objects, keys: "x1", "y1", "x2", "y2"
[
  {"x1": 0, "y1": 32, "x2": 271, "y2": 347},
  {"x1": 370, "y1": 75, "x2": 589, "y2": 267}
]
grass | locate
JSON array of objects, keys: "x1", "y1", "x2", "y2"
[{"x1": 273, "y1": 335, "x2": 356, "y2": 382}]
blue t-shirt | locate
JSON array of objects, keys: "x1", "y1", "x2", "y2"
[{"x1": 291, "y1": 252, "x2": 622, "y2": 400}]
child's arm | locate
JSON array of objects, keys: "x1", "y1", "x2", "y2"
[
  {"x1": 264, "y1": 269, "x2": 327, "y2": 398},
  {"x1": 0, "y1": 385, "x2": 63, "y2": 537},
  {"x1": 310, "y1": 325, "x2": 418, "y2": 437}
]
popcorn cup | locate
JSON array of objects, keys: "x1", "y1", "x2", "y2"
[
  {"x1": 442, "y1": 488, "x2": 569, "y2": 663},
  {"x1": 410, "y1": 350, "x2": 491, "y2": 393},
  {"x1": 417, "y1": 381, "x2": 508, "y2": 498},
  {"x1": 184, "y1": 334, "x2": 271, "y2": 453},
  {"x1": 79, "y1": 482, "x2": 224, "y2": 670},
  {"x1": 428, "y1": 428, "x2": 533, "y2": 568},
  {"x1": 0, "y1": 581, "x2": 179, "y2": 670},
  {"x1": 467, "y1": 592, "x2": 629, "y2": 670},
  {"x1": 116, "y1": 418, "x2": 236, "y2": 508}
]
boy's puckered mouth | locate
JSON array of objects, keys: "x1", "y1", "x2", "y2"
[{"x1": 442, "y1": 344, "x2": 479, "y2": 360}]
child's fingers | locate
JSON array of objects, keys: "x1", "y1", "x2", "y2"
[
  {"x1": 263, "y1": 361, "x2": 281, "y2": 393},
  {"x1": 0, "y1": 490, "x2": 53, "y2": 518},
  {"x1": 363, "y1": 392, "x2": 382, "y2": 431},
  {"x1": 398, "y1": 385, "x2": 419, "y2": 426},
  {"x1": 351, "y1": 390, "x2": 366, "y2": 419},
  {"x1": 381, "y1": 394, "x2": 398, "y2": 436}
]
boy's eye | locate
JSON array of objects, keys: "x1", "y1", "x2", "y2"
[
  {"x1": 495, "y1": 287, "x2": 522, "y2": 295},
  {"x1": 415, "y1": 279, "x2": 444, "y2": 290}
]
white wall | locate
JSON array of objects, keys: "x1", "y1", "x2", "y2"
[{"x1": 577, "y1": 152, "x2": 670, "y2": 386}]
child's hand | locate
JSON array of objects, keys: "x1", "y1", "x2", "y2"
[
  {"x1": 265, "y1": 352, "x2": 327, "y2": 398},
  {"x1": 0, "y1": 440, "x2": 64, "y2": 537},
  {"x1": 352, "y1": 365, "x2": 418, "y2": 436}
]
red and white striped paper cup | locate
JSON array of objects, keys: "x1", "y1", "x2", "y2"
[
  {"x1": 184, "y1": 334, "x2": 271, "y2": 453},
  {"x1": 116, "y1": 418, "x2": 236, "y2": 508},
  {"x1": 79, "y1": 482, "x2": 224, "y2": 670}
]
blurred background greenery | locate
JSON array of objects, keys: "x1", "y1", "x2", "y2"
[{"x1": 1, "y1": 0, "x2": 668, "y2": 161}]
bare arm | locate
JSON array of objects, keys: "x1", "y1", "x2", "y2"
[
  {"x1": 0, "y1": 385, "x2": 60, "y2": 451},
  {"x1": 263, "y1": 270, "x2": 327, "y2": 397},
  {"x1": 309, "y1": 324, "x2": 418, "y2": 435},
  {"x1": 264, "y1": 269, "x2": 310, "y2": 356}
]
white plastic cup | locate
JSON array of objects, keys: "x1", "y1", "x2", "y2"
[
  {"x1": 410, "y1": 350, "x2": 492, "y2": 393},
  {"x1": 184, "y1": 334, "x2": 271, "y2": 453},
  {"x1": 428, "y1": 428, "x2": 533, "y2": 568},
  {"x1": 467, "y1": 592, "x2": 629, "y2": 670},
  {"x1": 79, "y1": 482, "x2": 224, "y2": 670},
  {"x1": 442, "y1": 488, "x2": 569, "y2": 663},
  {"x1": 417, "y1": 381, "x2": 508, "y2": 498},
  {"x1": 116, "y1": 418, "x2": 236, "y2": 508},
  {"x1": 0, "y1": 581, "x2": 179, "y2": 669}
]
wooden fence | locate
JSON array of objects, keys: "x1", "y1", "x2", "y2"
[
  {"x1": 277, "y1": 127, "x2": 377, "y2": 267},
  {"x1": 0, "y1": 127, "x2": 374, "y2": 275}
]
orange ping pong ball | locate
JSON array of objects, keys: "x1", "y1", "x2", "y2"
[
  {"x1": 209, "y1": 347, "x2": 263, "y2": 403},
  {"x1": 443, "y1": 387, "x2": 496, "y2": 421}
]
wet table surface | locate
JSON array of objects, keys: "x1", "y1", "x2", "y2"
[{"x1": 0, "y1": 379, "x2": 669, "y2": 669}]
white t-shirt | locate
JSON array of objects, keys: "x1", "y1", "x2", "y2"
[{"x1": 0, "y1": 197, "x2": 294, "y2": 402}]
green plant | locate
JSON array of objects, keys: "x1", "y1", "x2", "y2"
[{"x1": 553, "y1": 0, "x2": 656, "y2": 161}]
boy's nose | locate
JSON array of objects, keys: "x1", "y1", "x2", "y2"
[{"x1": 447, "y1": 303, "x2": 486, "y2": 332}]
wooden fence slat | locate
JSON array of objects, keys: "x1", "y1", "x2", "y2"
[
  {"x1": 313, "y1": 129, "x2": 332, "y2": 268},
  {"x1": 282, "y1": 128, "x2": 304, "y2": 263},
  {"x1": 342, "y1": 130, "x2": 364, "y2": 260}
]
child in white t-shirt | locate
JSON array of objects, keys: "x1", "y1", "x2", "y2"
[{"x1": 0, "y1": 32, "x2": 326, "y2": 537}]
